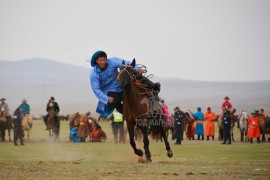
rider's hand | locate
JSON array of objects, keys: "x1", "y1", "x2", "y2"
[
  {"x1": 137, "y1": 68, "x2": 144, "y2": 75},
  {"x1": 108, "y1": 97, "x2": 114, "y2": 104}
]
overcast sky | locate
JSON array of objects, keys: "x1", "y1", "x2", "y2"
[{"x1": 0, "y1": 0, "x2": 270, "y2": 81}]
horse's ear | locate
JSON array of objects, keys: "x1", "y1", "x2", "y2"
[
  {"x1": 122, "y1": 60, "x2": 125, "y2": 65},
  {"x1": 131, "y1": 58, "x2": 136, "y2": 67}
]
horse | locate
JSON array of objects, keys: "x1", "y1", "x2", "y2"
[
  {"x1": 184, "y1": 111, "x2": 195, "y2": 140},
  {"x1": 47, "y1": 110, "x2": 60, "y2": 142},
  {"x1": 77, "y1": 113, "x2": 91, "y2": 142},
  {"x1": 21, "y1": 114, "x2": 33, "y2": 142},
  {"x1": 0, "y1": 112, "x2": 12, "y2": 142},
  {"x1": 69, "y1": 112, "x2": 80, "y2": 130},
  {"x1": 238, "y1": 110, "x2": 248, "y2": 142},
  {"x1": 259, "y1": 114, "x2": 267, "y2": 142},
  {"x1": 118, "y1": 59, "x2": 173, "y2": 162}
]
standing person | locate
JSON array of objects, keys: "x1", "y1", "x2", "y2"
[
  {"x1": 221, "y1": 107, "x2": 232, "y2": 144},
  {"x1": 13, "y1": 107, "x2": 24, "y2": 146},
  {"x1": 43, "y1": 97, "x2": 60, "y2": 130},
  {"x1": 89, "y1": 51, "x2": 160, "y2": 117},
  {"x1": 191, "y1": 107, "x2": 205, "y2": 140},
  {"x1": 111, "y1": 109, "x2": 124, "y2": 144},
  {"x1": 204, "y1": 107, "x2": 217, "y2": 141},
  {"x1": 173, "y1": 106, "x2": 185, "y2": 144},
  {"x1": 19, "y1": 99, "x2": 30, "y2": 115},
  {"x1": 247, "y1": 110, "x2": 261, "y2": 143},
  {"x1": 160, "y1": 99, "x2": 171, "y2": 126}
]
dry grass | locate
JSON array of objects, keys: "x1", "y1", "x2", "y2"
[{"x1": 0, "y1": 121, "x2": 269, "y2": 180}]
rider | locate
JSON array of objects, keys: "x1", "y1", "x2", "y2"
[
  {"x1": 221, "y1": 96, "x2": 232, "y2": 111},
  {"x1": 19, "y1": 99, "x2": 30, "y2": 116},
  {"x1": 0, "y1": 98, "x2": 11, "y2": 141},
  {"x1": 0, "y1": 98, "x2": 10, "y2": 117},
  {"x1": 43, "y1": 96, "x2": 60, "y2": 130},
  {"x1": 259, "y1": 108, "x2": 268, "y2": 118},
  {"x1": 89, "y1": 51, "x2": 160, "y2": 117}
]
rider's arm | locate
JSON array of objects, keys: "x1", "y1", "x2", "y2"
[
  {"x1": 90, "y1": 70, "x2": 110, "y2": 104},
  {"x1": 110, "y1": 57, "x2": 140, "y2": 72}
]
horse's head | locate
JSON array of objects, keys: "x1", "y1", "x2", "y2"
[
  {"x1": 118, "y1": 59, "x2": 136, "y2": 88},
  {"x1": 241, "y1": 111, "x2": 248, "y2": 119}
]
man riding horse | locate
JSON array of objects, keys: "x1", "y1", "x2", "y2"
[
  {"x1": 0, "y1": 98, "x2": 12, "y2": 142},
  {"x1": 43, "y1": 96, "x2": 60, "y2": 130},
  {"x1": 89, "y1": 51, "x2": 160, "y2": 117}
]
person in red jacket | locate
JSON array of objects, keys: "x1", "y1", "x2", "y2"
[
  {"x1": 221, "y1": 96, "x2": 232, "y2": 110},
  {"x1": 247, "y1": 110, "x2": 261, "y2": 143}
]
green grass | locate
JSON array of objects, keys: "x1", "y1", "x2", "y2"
[{"x1": 0, "y1": 121, "x2": 269, "y2": 180}]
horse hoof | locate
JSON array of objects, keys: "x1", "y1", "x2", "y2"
[
  {"x1": 167, "y1": 150, "x2": 173, "y2": 158},
  {"x1": 138, "y1": 157, "x2": 152, "y2": 163},
  {"x1": 137, "y1": 149, "x2": 144, "y2": 157}
]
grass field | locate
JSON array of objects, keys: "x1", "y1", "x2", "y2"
[{"x1": 0, "y1": 120, "x2": 270, "y2": 180}]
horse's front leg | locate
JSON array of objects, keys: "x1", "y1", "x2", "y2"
[
  {"x1": 27, "y1": 130, "x2": 30, "y2": 142},
  {"x1": 160, "y1": 126, "x2": 173, "y2": 158},
  {"x1": 127, "y1": 122, "x2": 143, "y2": 157},
  {"x1": 140, "y1": 126, "x2": 151, "y2": 162}
]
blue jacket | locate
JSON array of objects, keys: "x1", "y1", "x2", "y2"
[
  {"x1": 191, "y1": 111, "x2": 205, "y2": 120},
  {"x1": 90, "y1": 57, "x2": 139, "y2": 117},
  {"x1": 19, "y1": 103, "x2": 30, "y2": 115},
  {"x1": 70, "y1": 127, "x2": 81, "y2": 143}
]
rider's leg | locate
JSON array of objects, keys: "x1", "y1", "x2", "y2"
[{"x1": 107, "y1": 92, "x2": 123, "y2": 114}]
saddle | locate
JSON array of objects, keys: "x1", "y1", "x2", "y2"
[{"x1": 0, "y1": 114, "x2": 7, "y2": 122}]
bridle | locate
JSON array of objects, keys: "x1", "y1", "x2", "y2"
[{"x1": 118, "y1": 65, "x2": 135, "y2": 80}]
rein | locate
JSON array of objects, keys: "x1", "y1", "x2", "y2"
[{"x1": 118, "y1": 64, "x2": 155, "y2": 95}]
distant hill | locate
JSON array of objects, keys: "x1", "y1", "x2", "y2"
[
  {"x1": 0, "y1": 58, "x2": 89, "y2": 84},
  {"x1": 1, "y1": 59, "x2": 270, "y2": 116}
]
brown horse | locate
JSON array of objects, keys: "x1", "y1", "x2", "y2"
[
  {"x1": 22, "y1": 114, "x2": 33, "y2": 142},
  {"x1": 259, "y1": 114, "x2": 267, "y2": 142},
  {"x1": 118, "y1": 59, "x2": 173, "y2": 162},
  {"x1": 184, "y1": 112, "x2": 195, "y2": 140},
  {"x1": 47, "y1": 110, "x2": 60, "y2": 142},
  {"x1": 77, "y1": 113, "x2": 91, "y2": 142},
  {"x1": 0, "y1": 112, "x2": 12, "y2": 142}
]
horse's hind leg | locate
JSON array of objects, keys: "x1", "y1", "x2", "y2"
[
  {"x1": 160, "y1": 126, "x2": 173, "y2": 158},
  {"x1": 140, "y1": 126, "x2": 151, "y2": 162},
  {"x1": 240, "y1": 129, "x2": 244, "y2": 142},
  {"x1": 127, "y1": 123, "x2": 143, "y2": 157},
  {"x1": 8, "y1": 129, "x2": 11, "y2": 142}
]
